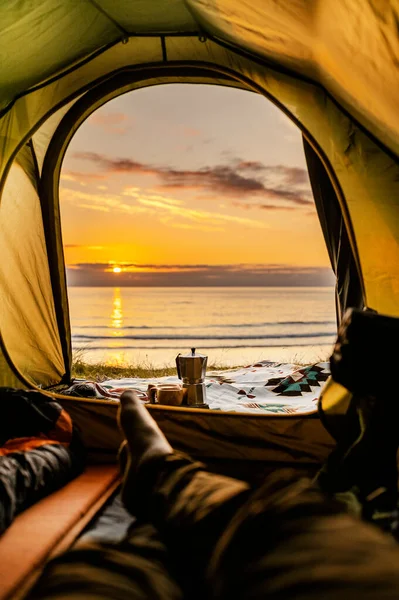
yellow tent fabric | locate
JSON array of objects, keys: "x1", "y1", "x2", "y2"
[
  {"x1": 189, "y1": 1, "x2": 399, "y2": 157},
  {"x1": 0, "y1": 1, "x2": 398, "y2": 461}
]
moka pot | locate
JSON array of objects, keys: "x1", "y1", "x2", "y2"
[{"x1": 175, "y1": 348, "x2": 209, "y2": 408}]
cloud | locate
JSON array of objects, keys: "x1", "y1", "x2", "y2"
[
  {"x1": 234, "y1": 160, "x2": 267, "y2": 173},
  {"x1": 60, "y1": 188, "x2": 149, "y2": 216},
  {"x1": 232, "y1": 202, "x2": 297, "y2": 211},
  {"x1": 60, "y1": 171, "x2": 107, "y2": 186},
  {"x1": 60, "y1": 186, "x2": 266, "y2": 232},
  {"x1": 66, "y1": 262, "x2": 334, "y2": 287},
  {"x1": 87, "y1": 112, "x2": 132, "y2": 135},
  {"x1": 123, "y1": 188, "x2": 266, "y2": 230},
  {"x1": 232, "y1": 201, "x2": 316, "y2": 212},
  {"x1": 183, "y1": 127, "x2": 201, "y2": 137},
  {"x1": 60, "y1": 173, "x2": 79, "y2": 183},
  {"x1": 69, "y1": 262, "x2": 323, "y2": 272},
  {"x1": 72, "y1": 152, "x2": 313, "y2": 208},
  {"x1": 73, "y1": 152, "x2": 153, "y2": 176}
]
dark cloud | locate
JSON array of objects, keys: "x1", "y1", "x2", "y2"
[
  {"x1": 232, "y1": 202, "x2": 297, "y2": 211},
  {"x1": 235, "y1": 160, "x2": 265, "y2": 172},
  {"x1": 157, "y1": 165, "x2": 266, "y2": 194},
  {"x1": 69, "y1": 262, "x2": 219, "y2": 271},
  {"x1": 232, "y1": 201, "x2": 316, "y2": 212},
  {"x1": 72, "y1": 152, "x2": 313, "y2": 207},
  {"x1": 283, "y1": 167, "x2": 309, "y2": 186},
  {"x1": 67, "y1": 263, "x2": 334, "y2": 287}
]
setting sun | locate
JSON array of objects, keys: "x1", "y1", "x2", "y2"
[{"x1": 112, "y1": 267, "x2": 122, "y2": 274}]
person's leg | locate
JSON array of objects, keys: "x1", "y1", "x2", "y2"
[
  {"x1": 117, "y1": 391, "x2": 250, "y2": 517},
  {"x1": 117, "y1": 391, "x2": 251, "y2": 597},
  {"x1": 31, "y1": 523, "x2": 183, "y2": 600},
  {"x1": 117, "y1": 393, "x2": 399, "y2": 600},
  {"x1": 209, "y1": 470, "x2": 399, "y2": 600}
]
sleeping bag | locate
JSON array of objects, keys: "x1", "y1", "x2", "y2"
[{"x1": 0, "y1": 388, "x2": 85, "y2": 534}]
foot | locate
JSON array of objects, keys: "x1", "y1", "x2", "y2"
[{"x1": 117, "y1": 390, "x2": 173, "y2": 511}]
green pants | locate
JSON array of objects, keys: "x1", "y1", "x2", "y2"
[{"x1": 31, "y1": 452, "x2": 399, "y2": 600}]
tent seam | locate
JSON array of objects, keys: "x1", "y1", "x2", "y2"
[
  {"x1": 86, "y1": 0, "x2": 130, "y2": 40},
  {"x1": 0, "y1": 35, "x2": 200, "y2": 121},
  {"x1": 161, "y1": 36, "x2": 167, "y2": 62}
]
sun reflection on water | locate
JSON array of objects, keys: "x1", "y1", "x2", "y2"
[{"x1": 110, "y1": 287, "x2": 124, "y2": 334}]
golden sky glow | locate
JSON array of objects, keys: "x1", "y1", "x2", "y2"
[{"x1": 60, "y1": 85, "x2": 333, "y2": 287}]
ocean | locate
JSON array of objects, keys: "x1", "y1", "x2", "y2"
[{"x1": 69, "y1": 286, "x2": 337, "y2": 368}]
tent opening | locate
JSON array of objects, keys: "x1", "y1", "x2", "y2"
[
  {"x1": 1, "y1": 57, "x2": 369, "y2": 390},
  {"x1": 59, "y1": 83, "x2": 336, "y2": 375}
]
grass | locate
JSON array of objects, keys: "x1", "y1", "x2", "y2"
[
  {"x1": 72, "y1": 357, "x2": 177, "y2": 381},
  {"x1": 71, "y1": 350, "x2": 238, "y2": 382},
  {"x1": 71, "y1": 349, "x2": 330, "y2": 382}
]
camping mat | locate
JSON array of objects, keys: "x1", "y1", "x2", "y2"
[
  {"x1": 79, "y1": 491, "x2": 135, "y2": 545},
  {"x1": 66, "y1": 361, "x2": 330, "y2": 415}
]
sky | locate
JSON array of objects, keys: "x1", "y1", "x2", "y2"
[{"x1": 60, "y1": 84, "x2": 334, "y2": 286}]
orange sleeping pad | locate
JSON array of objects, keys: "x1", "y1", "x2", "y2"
[{"x1": 0, "y1": 464, "x2": 120, "y2": 600}]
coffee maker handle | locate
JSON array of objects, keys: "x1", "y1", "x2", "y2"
[{"x1": 175, "y1": 354, "x2": 182, "y2": 380}]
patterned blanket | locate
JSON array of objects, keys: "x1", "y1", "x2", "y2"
[{"x1": 66, "y1": 361, "x2": 330, "y2": 415}]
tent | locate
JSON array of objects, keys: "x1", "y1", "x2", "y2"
[{"x1": 1, "y1": 1, "x2": 398, "y2": 466}]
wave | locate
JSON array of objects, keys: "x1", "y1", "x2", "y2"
[
  {"x1": 73, "y1": 331, "x2": 334, "y2": 341},
  {"x1": 75, "y1": 320, "x2": 337, "y2": 330}
]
